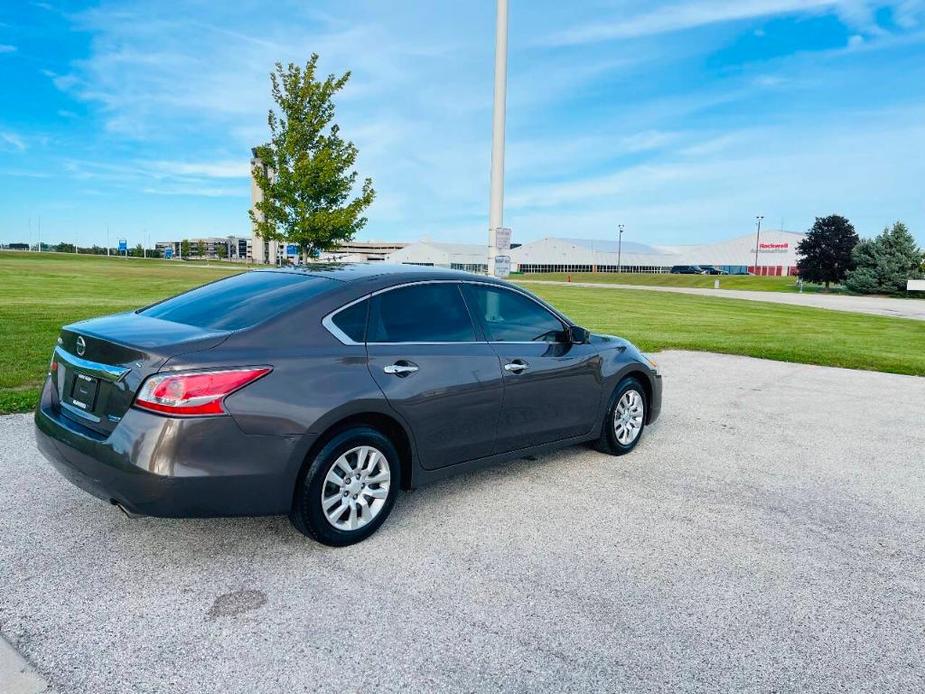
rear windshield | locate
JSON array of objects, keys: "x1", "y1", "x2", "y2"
[{"x1": 139, "y1": 271, "x2": 337, "y2": 331}]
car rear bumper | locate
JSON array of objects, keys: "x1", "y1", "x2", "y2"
[{"x1": 34, "y1": 379, "x2": 304, "y2": 518}]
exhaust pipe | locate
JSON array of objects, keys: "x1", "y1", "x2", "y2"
[{"x1": 110, "y1": 499, "x2": 143, "y2": 519}]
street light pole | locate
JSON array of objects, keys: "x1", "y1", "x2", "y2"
[
  {"x1": 487, "y1": 0, "x2": 508, "y2": 276},
  {"x1": 618, "y1": 224, "x2": 624, "y2": 273},
  {"x1": 753, "y1": 215, "x2": 764, "y2": 275}
]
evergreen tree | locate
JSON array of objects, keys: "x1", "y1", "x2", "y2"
[{"x1": 845, "y1": 222, "x2": 924, "y2": 295}]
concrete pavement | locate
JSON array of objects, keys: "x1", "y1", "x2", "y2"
[
  {"x1": 1, "y1": 351, "x2": 924, "y2": 692},
  {"x1": 517, "y1": 280, "x2": 925, "y2": 320}
]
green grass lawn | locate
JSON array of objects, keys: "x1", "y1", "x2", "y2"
[
  {"x1": 527, "y1": 283, "x2": 925, "y2": 376},
  {"x1": 513, "y1": 271, "x2": 833, "y2": 293},
  {"x1": 1, "y1": 251, "x2": 922, "y2": 414},
  {"x1": 0, "y1": 251, "x2": 242, "y2": 414}
]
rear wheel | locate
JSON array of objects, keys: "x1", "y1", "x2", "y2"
[
  {"x1": 290, "y1": 427, "x2": 400, "y2": 546},
  {"x1": 594, "y1": 377, "x2": 647, "y2": 456}
]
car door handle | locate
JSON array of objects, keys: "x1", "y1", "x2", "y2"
[
  {"x1": 384, "y1": 363, "x2": 419, "y2": 376},
  {"x1": 504, "y1": 360, "x2": 528, "y2": 373}
]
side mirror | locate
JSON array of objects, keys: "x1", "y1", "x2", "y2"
[{"x1": 567, "y1": 325, "x2": 591, "y2": 344}]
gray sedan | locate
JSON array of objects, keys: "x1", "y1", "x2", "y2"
[{"x1": 35, "y1": 264, "x2": 662, "y2": 545}]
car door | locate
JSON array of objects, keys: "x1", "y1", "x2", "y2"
[
  {"x1": 461, "y1": 283, "x2": 602, "y2": 453},
  {"x1": 365, "y1": 282, "x2": 504, "y2": 470}
]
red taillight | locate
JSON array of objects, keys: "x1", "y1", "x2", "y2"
[{"x1": 134, "y1": 368, "x2": 271, "y2": 417}]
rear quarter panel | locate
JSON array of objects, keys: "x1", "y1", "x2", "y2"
[{"x1": 158, "y1": 308, "x2": 412, "y2": 493}]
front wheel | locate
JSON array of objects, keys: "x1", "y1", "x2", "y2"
[
  {"x1": 594, "y1": 377, "x2": 647, "y2": 456},
  {"x1": 290, "y1": 427, "x2": 400, "y2": 546}
]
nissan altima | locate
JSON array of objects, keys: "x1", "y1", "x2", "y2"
[{"x1": 35, "y1": 264, "x2": 662, "y2": 546}]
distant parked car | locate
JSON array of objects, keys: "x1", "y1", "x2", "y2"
[
  {"x1": 698, "y1": 265, "x2": 727, "y2": 275},
  {"x1": 670, "y1": 265, "x2": 708, "y2": 275},
  {"x1": 35, "y1": 264, "x2": 662, "y2": 546}
]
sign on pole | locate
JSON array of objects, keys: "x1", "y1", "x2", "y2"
[
  {"x1": 494, "y1": 255, "x2": 511, "y2": 278},
  {"x1": 490, "y1": 226, "x2": 512, "y2": 277},
  {"x1": 164, "y1": 247, "x2": 174, "y2": 259},
  {"x1": 495, "y1": 227, "x2": 512, "y2": 253},
  {"x1": 118, "y1": 239, "x2": 127, "y2": 255}
]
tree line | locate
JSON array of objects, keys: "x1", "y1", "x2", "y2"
[
  {"x1": 1, "y1": 239, "x2": 234, "y2": 259},
  {"x1": 797, "y1": 215, "x2": 924, "y2": 295},
  {"x1": 3, "y1": 243, "x2": 163, "y2": 257}
]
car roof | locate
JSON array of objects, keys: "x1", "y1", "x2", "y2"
[{"x1": 256, "y1": 262, "x2": 504, "y2": 286}]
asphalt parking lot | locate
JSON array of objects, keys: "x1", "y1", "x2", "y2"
[{"x1": 1, "y1": 350, "x2": 924, "y2": 693}]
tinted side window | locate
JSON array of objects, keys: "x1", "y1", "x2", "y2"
[
  {"x1": 330, "y1": 299, "x2": 369, "y2": 343},
  {"x1": 463, "y1": 285, "x2": 564, "y2": 342},
  {"x1": 140, "y1": 271, "x2": 337, "y2": 331},
  {"x1": 369, "y1": 284, "x2": 476, "y2": 343}
]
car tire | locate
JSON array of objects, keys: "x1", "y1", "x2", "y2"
[
  {"x1": 594, "y1": 376, "x2": 647, "y2": 456},
  {"x1": 290, "y1": 426, "x2": 401, "y2": 546}
]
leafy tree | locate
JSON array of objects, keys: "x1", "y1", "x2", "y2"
[
  {"x1": 216, "y1": 242, "x2": 228, "y2": 260},
  {"x1": 796, "y1": 215, "x2": 859, "y2": 289},
  {"x1": 845, "y1": 222, "x2": 924, "y2": 295},
  {"x1": 250, "y1": 54, "x2": 375, "y2": 257},
  {"x1": 197, "y1": 240, "x2": 206, "y2": 258},
  {"x1": 180, "y1": 239, "x2": 190, "y2": 258}
]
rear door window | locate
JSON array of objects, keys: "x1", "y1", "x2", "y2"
[
  {"x1": 368, "y1": 283, "x2": 476, "y2": 343},
  {"x1": 140, "y1": 271, "x2": 337, "y2": 331}
]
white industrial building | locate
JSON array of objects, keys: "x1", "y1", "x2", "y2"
[
  {"x1": 511, "y1": 231, "x2": 805, "y2": 275},
  {"x1": 317, "y1": 240, "x2": 409, "y2": 264},
  {"x1": 386, "y1": 242, "x2": 489, "y2": 273},
  {"x1": 388, "y1": 231, "x2": 805, "y2": 276}
]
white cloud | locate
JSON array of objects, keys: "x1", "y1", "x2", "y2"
[
  {"x1": 146, "y1": 160, "x2": 251, "y2": 179},
  {"x1": 678, "y1": 132, "x2": 750, "y2": 156},
  {"x1": 0, "y1": 44, "x2": 17, "y2": 54},
  {"x1": 141, "y1": 184, "x2": 244, "y2": 198},
  {"x1": 546, "y1": 0, "x2": 925, "y2": 46},
  {"x1": 57, "y1": 158, "x2": 249, "y2": 198},
  {"x1": 547, "y1": 0, "x2": 840, "y2": 45},
  {"x1": 0, "y1": 132, "x2": 26, "y2": 151},
  {"x1": 847, "y1": 33, "x2": 866, "y2": 47},
  {"x1": 895, "y1": 0, "x2": 925, "y2": 28}
]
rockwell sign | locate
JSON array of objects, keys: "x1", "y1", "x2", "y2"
[{"x1": 759, "y1": 242, "x2": 790, "y2": 253}]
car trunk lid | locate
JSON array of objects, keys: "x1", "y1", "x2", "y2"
[{"x1": 51, "y1": 312, "x2": 229, "y2": 436}]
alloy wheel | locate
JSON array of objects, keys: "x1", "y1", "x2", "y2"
[
  {"x1": 613, "y1": 389, "x2": 644, "y2": 445},
  {"x1": 320, "y1": 445, "x2": 391, "y2": 531}
]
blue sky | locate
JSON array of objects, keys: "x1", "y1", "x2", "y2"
[{"x1": 1, "y1": 0, "x2": 924, "y2": 248}]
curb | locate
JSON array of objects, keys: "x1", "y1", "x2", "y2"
[{"x1": 0, "y1": 635, "x2": 51, "y2": 694}]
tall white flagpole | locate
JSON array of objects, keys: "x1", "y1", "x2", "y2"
[{"x1": 488, "y1": 0, "x2": 508, "y2": 276}]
